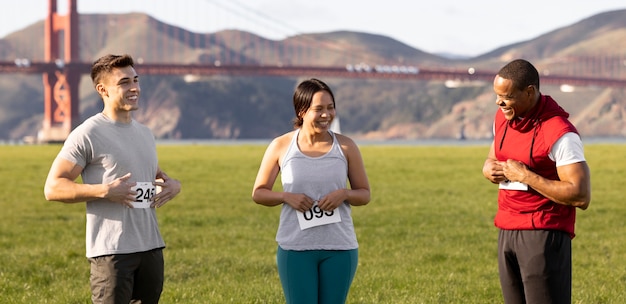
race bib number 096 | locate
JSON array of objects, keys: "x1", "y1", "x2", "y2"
[
  {"x1": 131, "y1": 182, "x2": 155, "y2": 208},
  {"x1": 297, "y1": 201, "x2": 342, "y2": 230}
]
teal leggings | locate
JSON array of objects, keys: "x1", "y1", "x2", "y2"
[{"x1": 277, "y1": 246, "x2": 358, "y2": 304}]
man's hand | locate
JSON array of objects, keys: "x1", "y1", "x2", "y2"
[
  {"x1": 152, "y1": 177, "x2": 181, "y2": 208},
  {"x1": 501, "y1": 159, "x2": 529, "y2": 183},
  {"x1": 105, "y1": 173, "x2": 137, "y2": 208},
  {"x1": 483, "y1": 158, "x2": 508, "y2": 184}
]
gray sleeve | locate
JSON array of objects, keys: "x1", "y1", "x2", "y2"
[{"x1": 57, "y1": 126, "x2": 91, "y2": 168}]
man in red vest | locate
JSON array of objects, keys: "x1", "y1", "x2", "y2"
[{"x1": 482, "y1": 59, "x2": 591, "y2": 304}]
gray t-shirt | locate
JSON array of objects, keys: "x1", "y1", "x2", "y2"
[
  {"x1": 58, "y1": 113, "x2": 165, "y2": 258},
  {"x1": 277, "y1": 129, "x2": 358, "y2": 250}
]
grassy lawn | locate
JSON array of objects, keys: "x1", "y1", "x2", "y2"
[{"x1": 0, "y1": 143, "x2": 624, "y2": 303}]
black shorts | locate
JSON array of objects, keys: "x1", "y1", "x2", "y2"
[
  {"x1": 498, "y1": 229, "x2": 572, "y2": 304},
  {"x1": 88, "y1": 248, "x2": 164, "y2": 304}
]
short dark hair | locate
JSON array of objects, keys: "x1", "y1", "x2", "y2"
[
  {"x1": 292, "y1": 78, "x2": 336, "y2": 128},
  {"x1": 90, "y1": 54, "x2": 135, "y2": 86},
  {"x1": 497, "y1": 59, "x2": 540, "y2": 91}
]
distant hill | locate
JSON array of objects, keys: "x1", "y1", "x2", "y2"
[{"x1": 0, "y1": 9, "x2": 625, "y2": 141}]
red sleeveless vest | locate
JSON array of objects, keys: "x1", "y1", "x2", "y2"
[{"x1": 493, "y1": 95, "x2": 579, "y2": 238}]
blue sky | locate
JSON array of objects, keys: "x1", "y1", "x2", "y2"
[{"x1": 1, "y1": 0, "x2": 624, "y2": 56}]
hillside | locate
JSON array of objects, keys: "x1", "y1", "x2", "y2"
[{"x1": 0, "y1": 10, "x2": 625, "y2": 141}]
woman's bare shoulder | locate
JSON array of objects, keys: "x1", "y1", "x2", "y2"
[{"x1": 335, "y1": 133, "x2": 357, "y2": 149}]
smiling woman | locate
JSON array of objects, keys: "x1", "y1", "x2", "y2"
[{"x1": 251, "y1": 78, "x2": 371, "y2": 304}]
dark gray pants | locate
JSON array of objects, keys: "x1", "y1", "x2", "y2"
[
  {"x1": 89, "y1": 248, "x2": 164, "y2": 304},
  {"x1": 498, "y1": 230, "x2": 571, "y2": 304}
]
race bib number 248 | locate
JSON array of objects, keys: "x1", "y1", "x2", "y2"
[{"x1": 131, "y1": 182, "x2": 155, "y2": 208}]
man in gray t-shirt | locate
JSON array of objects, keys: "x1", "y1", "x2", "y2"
[{"x1": 44, "y1": 54, "x2": 181, "y2": 304}]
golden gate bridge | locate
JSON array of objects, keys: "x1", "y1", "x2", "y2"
[{"x1": 0, "y1": 0, "x2": 625, "y2": 142}]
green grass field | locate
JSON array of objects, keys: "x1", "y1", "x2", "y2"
[{"x1": 0, "y1": 143, "x2": 624, "y2": 303}]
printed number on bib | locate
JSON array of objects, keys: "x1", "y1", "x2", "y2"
[
  {"x1": 297, "y1": 201, "x2": 341, "y2": 230},
  {"x1": 131, "y1": 182, "x2": 155, "y2": 208}
]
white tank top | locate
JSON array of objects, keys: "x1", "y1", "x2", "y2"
[{"x1": 276, "y1": 129, "x2": 358, "y2": 250}]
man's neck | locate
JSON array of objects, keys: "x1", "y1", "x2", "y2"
[{"x1": 101, "y1": 109, "x2": 132, "y2": 124}]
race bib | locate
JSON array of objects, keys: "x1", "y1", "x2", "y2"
[
  {"x1": 296, "y1": 201, "x2": 342, "y2": 230},
  {"x1": 131, "y1": 182, "x2": 156, "y2": 208},
  {"x1": 499, "y1": 180, "x2": 529, "y2": 191}
]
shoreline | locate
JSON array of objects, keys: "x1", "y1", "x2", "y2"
[{"x1": 2, "y1": 137, "x2": 624, "y2": 146}]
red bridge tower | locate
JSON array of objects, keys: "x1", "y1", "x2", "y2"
[{"x1": 40, "y1": 0, "x2": 80, "y2": 142}]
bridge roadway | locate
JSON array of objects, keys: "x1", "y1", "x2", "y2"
[{"x1": 1, "y1": 61, "x2": 625, "y2": 87}]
